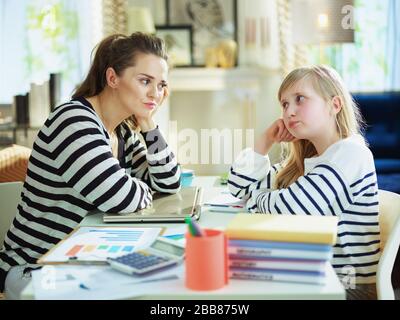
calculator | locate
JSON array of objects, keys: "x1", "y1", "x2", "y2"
[{"x1": 107, "y1": 237, "x2": 185, "y2": 275}]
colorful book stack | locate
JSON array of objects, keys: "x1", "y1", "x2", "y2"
[{"x1": 225, "y1": 214, "x2": 338, "y2": 285}]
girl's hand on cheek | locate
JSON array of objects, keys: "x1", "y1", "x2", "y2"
[
  {"x1": 267, "y1": 119, "x2": 296, "y2": 143},
  {"x1": 255, "y1": 119, "x2": 297, "y2": 155}
]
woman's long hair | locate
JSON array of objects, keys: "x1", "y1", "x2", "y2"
[
  {"x1": 274, "y1": 65, "x2": 364, "y2": 189},
  {"x1": 72, "y1": 32, "x2": 169, "y2": 130}
]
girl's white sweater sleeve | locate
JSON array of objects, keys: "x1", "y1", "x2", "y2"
[{"x1": 227, "y1": 148, "x2": 281, "y2": 209}]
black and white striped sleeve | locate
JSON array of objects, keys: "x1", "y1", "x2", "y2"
[
  {"x1": 49, "y1": 107, "x2": 153, "y2": 213},
  {"x1": 250, "y1": 163, "x2": 354, "y2": 216},
  {"x1": 228, "y1": 148, "x2": 280, "y2": 201},
  {"x1": 128, "y1": 127, "x2": 181, "y2": 193}
]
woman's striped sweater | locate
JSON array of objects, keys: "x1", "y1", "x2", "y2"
[
  {"x1": 228, "y1": 135, "x2": 380, "y2": 284},
  {"x1": 0, "y1": 97, "x2": 180, "y2": 292}
]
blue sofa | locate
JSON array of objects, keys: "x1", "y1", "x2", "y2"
[{"x1": 352, "y1": 92, "x2": 400, "y2": 193}]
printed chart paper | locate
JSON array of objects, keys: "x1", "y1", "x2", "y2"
[{"x1": 39, "y1": 227, "x2": 161, "y2": 263}]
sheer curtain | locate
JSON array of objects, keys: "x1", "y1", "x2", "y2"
[
  {"x1": 386, "y1": 0, "x2": 400, "y2": 90},
  {"x1": 0, "y1": 0, "x2": 101, "y2": 104},
  {"x1": 305, "y1": 0, "x2": 399, "y2": 92}
]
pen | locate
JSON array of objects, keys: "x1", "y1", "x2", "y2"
[
  {"x1": 185, "y1": 217, "x2": 196, "y2": 236},
  {"x1": 79, "y1": 283, "x2": 90, "y2": 290},
  {"x1": 204, "y1": 204, "x2": 244, "y2": 208},
  {"x1": 208, "y1": 209, "x2": 240, "y2": 214},
  {"x1": 191, "y1": 219, "x2": 205, "y2": 237},
  {"x1": 185, "y1": 217, "x2": 205, "y2": 237}
]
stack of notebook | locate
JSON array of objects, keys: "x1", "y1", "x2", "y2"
[{"x1": 225, "y1": 214, "x2": 338, "y2": 285}]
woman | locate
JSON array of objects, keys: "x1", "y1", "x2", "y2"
[{"x1": 0, "y1": 32, "x2": 181, "y2": 299}]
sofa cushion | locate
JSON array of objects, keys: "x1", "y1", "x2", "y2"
[
  {"x1": 375, "y1": 159, "x2": 400, "y2": 173},
  {"x1": 377, "y1": 173, "x2": 400, "y2": 194},
  {"x1": 352, "y1": 92, "x2": 400, "y2": 159}
]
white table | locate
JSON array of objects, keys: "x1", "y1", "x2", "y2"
[{"x1": 21, "y1": 176, "x2": 346, "y2": 300}]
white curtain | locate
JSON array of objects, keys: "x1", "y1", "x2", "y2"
[
  {"x1": 386, "y1": 0, "x2": 400, "y2": 90},
  {"x1": 305, "y1": 0, "x2": 400, "y2": 92},
  {"x1": 0, "y1": 0, "x2": 100, "y2": 104}
]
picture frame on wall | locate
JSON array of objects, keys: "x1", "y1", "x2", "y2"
[
  {"x1": 166, "y1": 0, "x2": 238, "y2": 67},
  {"x1": 156, "y1": 25, "x2": 194, "y2": 67}
]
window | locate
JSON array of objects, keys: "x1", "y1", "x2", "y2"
[
  {"x1": 305, "y1": 0, "x2": 400, "y2": 92},
  {"x1": 0, "y1": 0, "x2": 97, "y2": 104}
]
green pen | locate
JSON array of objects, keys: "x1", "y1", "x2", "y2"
[{"x1": 185, "y1": 217, "x2": 196, "y2": 236}]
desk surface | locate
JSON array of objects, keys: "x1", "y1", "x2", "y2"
[{"x1": 21, "y1": 176, "x2": 346, "y2": 300}]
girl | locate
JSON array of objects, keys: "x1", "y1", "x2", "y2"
[
  {"x1": 228, "y1": 65, "x2": 380, "y2": 299},
  {"x1": 0, "y1": 32, "x2": 181, "y2": 299}
]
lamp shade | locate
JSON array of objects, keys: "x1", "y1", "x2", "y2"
[
  {"x1": 127, "y1": 6, "x2": 155, "y2": 34},
  {"x1": 292, "y1": 0, "x2": 354, "y2": 44}
]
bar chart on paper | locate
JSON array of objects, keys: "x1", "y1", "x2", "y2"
[{"x1": 39, "y1": 227, "x2": 162, "y2": 264}]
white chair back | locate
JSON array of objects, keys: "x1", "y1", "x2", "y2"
[
  {"x1": 377, "y1": 190, "x2": 400, "y2": 300},
  {"x1": 0, "y1": 182, "x2": 23, "y2": 245}
]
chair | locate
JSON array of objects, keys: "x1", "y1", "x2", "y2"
[
  {"x1": 0, "y1": 182, "x2": 23, "y2": 245},
  {"x1": 0, "y1": 144, "x2": 31, "y2": 183},
  {"x1": 376, "y1": 189, "x2": 400, "y2": 300}
]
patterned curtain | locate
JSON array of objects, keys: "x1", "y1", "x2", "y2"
[
  {"x1": 102, "y1": 0, "x2": 128, "y2": 36},
  {"x1": 276, "y1": 0, "x2": 309, "y2": 77}
]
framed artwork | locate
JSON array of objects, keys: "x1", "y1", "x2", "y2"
[
  {"x1": 156, "y1": 25, "x2": 194, "y2": 67},
  {"x1": 166, "y1": 0, "x2": 238, "y2": 66}
]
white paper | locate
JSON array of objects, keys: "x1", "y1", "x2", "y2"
[
  {"x1": 161, "y1": 225, "x2": 187, "y2": 245},
  {"x1": 32, "y1": 264, "x2": 183, "y2": 300},
  {"x1": 203, "y1": 192, "x2": 246, "y2": 213},
  {"x1": 204, "y1": 192, "x2": 245, "y2": 206},
  {"x1": 40, "y1": 227, "x2": 161, "y2": 263}
]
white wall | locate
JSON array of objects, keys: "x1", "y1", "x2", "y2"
[
  {"x1": 169, "y1": 90, "x2": 248, "y2": 175},
  {"x1": 166, "y1": 0, "x2": 285, "y2": 175}
]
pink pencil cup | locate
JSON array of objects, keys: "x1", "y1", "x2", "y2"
[{"x1": 185, "y1": 229, "x2": 229, "y2": 291}]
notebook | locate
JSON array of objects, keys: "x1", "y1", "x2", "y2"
[
  {"x1": 225, "y1": 214, "x2": 338, "y2": 245},
  {"x1": 103, "y1": 186, "x2": 203, "y2": 223}
]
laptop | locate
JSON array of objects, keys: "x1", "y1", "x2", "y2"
[{"x1": 103, "y1": 186, "x2": 203, "y2": 223}]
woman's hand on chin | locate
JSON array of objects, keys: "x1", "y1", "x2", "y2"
[{"x1": 136, "y1": 116, "x2": 157, "y2": 132}]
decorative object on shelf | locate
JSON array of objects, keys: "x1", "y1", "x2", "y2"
[
  {"x1": 13, "y1": 94, "x2": 30, "y2": 126},
  {"x1": 204, "y1": 39, "x2": 237, "y2": 69},
  {"x1": 49, "y1": 73, "x2": 62, "y2": 112},
  {"x1": 29, "y1": 80, "x2": 50, "y2": 127},
  {"x1": 217, "y1": 39, "x2": 237, "y2": 68},
  {"x1": 167, "y1": 0, "x2": 238, "y2": 66},
  {"x1": 156, "y1": 25, "x2": 194, "y2": 67},
  {"x1": 204, "y1": 47, "x2": 219, "y2": 68},
  {"x1": 127, "y1": 6, "x2": 156, "y2": 34}
]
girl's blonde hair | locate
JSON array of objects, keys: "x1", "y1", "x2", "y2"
[{"x1": 275, "y1": 65, "x2": 364, "y2": 189}]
